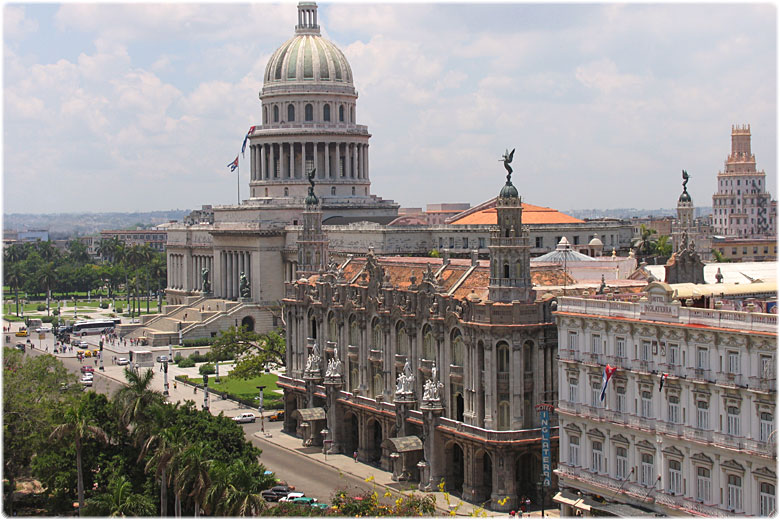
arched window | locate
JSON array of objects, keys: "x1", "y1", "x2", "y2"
[
  {"x1": 284, "y1": 187, "x2": 289, "y2": 196},
  {"x1": 504, "y1": 264, "x2": 510, "y2": 278},
  {"x1": 350, "y1": 365, "x2": 359, "y2": 392},
  {"x1": 498, "y1": 401, "x2": 510, "y2": 430},
  {"x1": 422, "y1": 325, "x2": 435, "y2": 360},
  {"x1": 351, "y1": 187, "x2": 356, "y2": 196},
  {"x1": 396, "y1": 321, "x2": 409, "y2": 357},
  {"x1": 305, "y1": 103, "x2": 313, "y2": 121},
  {"x1": 328, "y1": 313, "x2": 337, "y2": 342},
  {"x1": 373, "y1": 372, "x2": 383, "y2": 397},
  {"x1": 339, "y1": 105, "x2": 344, "y2": 122},
  {"x1": 273, "y1": 105, "x2": 279, "y2": 122},
  {"x1": 451, "y1": 330, "x2": 464, "y2": 366},
  {"x1": 331, "y1": 186, "x2": 336, "y2": 195},
  {"x1": 349, "y1": 316, "x2": 359, "y2": 346},
  {"x1": 350, "y1": 106, "x2": 354, "y2": 122},
  {"x1": 287, "y1": 103, "x2": 295, "y2": 121},
  {"x1": 523, "y1": 340, "x2": 533, "y2": 372},
  {"x1": 323, "y1": 104, "x2": 331, "y2": 121},
  {"x1": 372, "y1": 319, "x2": 383, "y2": 351},
  {"x1": 263, "y1": 106, "x2": 268, "y2": 124},
  {"x1": 497, "y1": 342, "x2": 509, "y2": 373}
]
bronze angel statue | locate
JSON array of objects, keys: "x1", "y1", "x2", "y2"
[
  {"x1": 501, "y1": 148, "x2": 515, "y2": 182},
  {"x1": 682, "y1": 169, "x2": 690, "y2": 189}
]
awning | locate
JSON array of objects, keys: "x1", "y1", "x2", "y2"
[
  {"x1": 291, "y1": 407, "x2": 326, "y2": 422},
  {"x1": 589, "y1": 502, "x2": 658, "y2": 517},
  {"x1": 552, "y1": 490, "x2": 580, "y2": 507},
  {"x1": 381, "y1": 436, "x2": 423, "y2": 453}
]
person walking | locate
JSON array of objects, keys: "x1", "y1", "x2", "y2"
[
  {"x1": 353, "y1": 451, "x2": 358, "y2": 463},
  {"x1": 173, "y1": 381, "x2": 177, "y2": 390}
]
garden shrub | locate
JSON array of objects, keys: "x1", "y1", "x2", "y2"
[
  {"x1": 199, "y1": 363, "x2": 215, "y2": 375},
  {"x1": 52, "y1": 310, "x2": 59, "y2": 316},
  {"x1": 174, "y1": 352, "x2": 183, "y2": 364},
  {"x1": 100, "y1": 302, "x2": 109, "y2": 309},
  {"x1": 177, "y1": 358, "x2": 195, "y2": 368},
  {"x1": 114, "y1": 306, "x2": 123, "y2": 314},
  {"x1": 36, "y1": 304, "x2": 46, "y2": 312},
  {"x1": 183, "y1": 337, "x2": 214, "y2": 347}
]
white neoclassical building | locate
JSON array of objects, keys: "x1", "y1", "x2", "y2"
[{"x1": 553, "y1": 283, "x2": 777, "y2": 516}]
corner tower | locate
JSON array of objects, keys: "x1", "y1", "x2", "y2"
[
  {"x1": 674, "y1": 169, "x2": 694, "y2": 251},
  {"x1": 296, "y1": 170, "x2": 329, "y2": 278},
  {"x1": 488, "y1": 149, "x2": 534, "y2": 303}
]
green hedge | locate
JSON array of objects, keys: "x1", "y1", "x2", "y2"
[
  {"x1": 183, "y1": 337, "x2": 215, "y2": 347},
  {"x1": 199, "y1": 362, "x2": 215, "y2": 375},
  {"x1": 177, "y1": 358, "x2": 195, "y2": 368}
]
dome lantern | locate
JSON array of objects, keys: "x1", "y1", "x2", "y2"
[{"x1": 296, "y1": 2, "x2": 320, "y2": 35}]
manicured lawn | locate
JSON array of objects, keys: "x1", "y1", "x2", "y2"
[{"x1": 183, "y1": 373, "x2": 283, "y2": 409}]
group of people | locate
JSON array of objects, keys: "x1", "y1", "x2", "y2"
[{"x1": 508, "y1": 497, "x2": 533, "y2": 518}]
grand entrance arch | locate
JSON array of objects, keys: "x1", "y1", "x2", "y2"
[
  {"x1": 475, "y1": 449, "x2": 493, "y2": 505},
  {"x1": 241, "y1": 315, "x2": 255, "y2": 331},
  {"x1": 445, "y1": 442, "x2": 465, "y2": 496},
  {"x1": 343, "y1": 412, "x2": 359, "y2": 457},
  {"x1": 516, "y1": 453, "x2": 539, "y2": 503},
  {"x1": 365, "y1": 418, "x2": 383, "y2": 466}
]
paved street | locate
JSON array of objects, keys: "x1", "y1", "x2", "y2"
[{"x1": 7, "y1": 318, "x2": 558, "y2": 517}]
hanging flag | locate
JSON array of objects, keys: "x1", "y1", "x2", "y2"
[
  {"x1": 228, "y1": 156, "x2": 239, "y2": 172},
  {"x1": 241, "y1": 126, "x2": 257, "y2": 156},
  {"x1": 600, "y1": 364, "x2": 617, "y2": 402},
  {"x1": 659, "y1": 373, "x2": 668, "y2": 391}
]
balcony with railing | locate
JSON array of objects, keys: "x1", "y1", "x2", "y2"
[
  {"x1": 347, "y1": 344, "x2": 359, "y2": 360},
  {"x1": 437, "y1": 416, "x2": 554, "y2": 442},
  {"x1": 712, "y1": 431, "x2": 745, "y2": 451},
  {"x1": 743, "y1": 437, "x2": 775, "y2": 457},
  {"x1": 748, "y1": 375, "x2": 776, "y2": 393},
  {"x1": 368, "y1": 349, "x2": 382, "y2": 363},
  {"x1": 627, "y1": 414, "x2": 656, "y2": 431},
  {"x1": 449, "y1": 365, "x2": 464, "y2": 381},
  {"x1": 556, "y1": 297, "x2": 777, "y2": 333},
  {"x1": 682, "y1": 425, "x2": 713, "y2": 443}
]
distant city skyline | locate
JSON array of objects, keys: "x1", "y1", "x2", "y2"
[{"x1": 4, "y1": 3, "x2": 776, "y2": 214}]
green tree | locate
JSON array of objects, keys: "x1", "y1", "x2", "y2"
[
  {"x1": 210, "y1": 327, "x2": 286, "y2": 379},
  {"x1": 217, "y1": 459, "x2": 270, "y2": 516},
  {"x1": 655, "y1": 235, "x2": 673, "y2": 260},
  {"x1": 83, "y1": 474, "x2": 155, "y2": 517},
  {"x1": 175, "y1": 443, "x2": 212, "y2": 517},
  {"x1": 3, "y1": 348, "x2": 78, "y2": 515},
  {"x1": 49, "y1": 405, "x2": 109, "y2": 515},
  {"x1": 4, "y1": 263, "x2": 24, "y2": 316},
  {"x1": 114, "y1": 367, "x2": 164, "y2": 435},
  {"x1": 67, "y1": 239, "x2": 91, "y2": 265},
  {"x1": 139, "y1": 426, "x2": 186, "y2": 517},
  {"x1": 712, "y1": 249, "x2": 730, "y2": 263}
]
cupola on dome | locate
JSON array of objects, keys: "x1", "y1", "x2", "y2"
[{"x1": 264, "y1": 2, "x2": 353, "y2": 86}]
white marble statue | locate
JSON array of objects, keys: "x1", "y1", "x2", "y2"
[
  {"x1": 325, "y1": 348, "x2": 343, "y2": 377},
  {"x1": 305, "y1": 342, "x2": 321, "y2": 372},
  {"x1": 423, "y1": 361, "x2": 443, "y2": 401}
]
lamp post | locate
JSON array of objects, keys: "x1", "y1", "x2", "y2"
[
  {"x1": 73, "y1": 297, "x2": 77, "y2": 319},
  {"x1": 162, "y1": 360, "x2": 169, "y2": 396},
  {"x1": 256, "y1": 385, "x2": 266, "y2": 435},
  {"x1": 321, "y1": 428, "x2": 330, "y2": 459},
  {"x1": 203, "y1": 374, "x2": 209, "y2": 411},
  {"x1": 215, "y1": 359, "x2": 220, "y2": 383}
]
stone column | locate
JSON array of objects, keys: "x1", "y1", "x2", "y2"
[
  {"x1": 352, "y1": 142, "x2": 357, "y2": 178},
  {"x1": 420, "y1": 400, "x2": 445, "y2": 491},
  {"x1": 260, "y1": 144, "x2": 266, "y2": 179},
  {"x1": 270, "y1": 143, "x2": 276, "y2": 178},
  {"x1": 230, "y1": 252, "x2": 236, "y2": 299},
  {"x1": 491, "y1": 448, "x2": 517, "y2": 512},
  {"x1": 167, "y1": 253, "x2": 172, "y2": 289},
  {"x1": 512, "y1": 345, "x2": 522, "y2": 427},
  {"x1": 365, "y1": 144, "x2": 369, "y2": 180},
  {"x1": 324, "y1": 375, "x2": 344, "y2": 454},
  {"x1": 233, "y1": 252, "x2": 239, "y2": 299},
  {"x1": 325, "y1": 142, "x2": 330, "y2": 179},
  {"x1": 484, "y1": 347, "x2": 495, "y2": 429},
  {"x1": 250, "y1": 145, "x2": 256, "y2": 180},
  {"x1": 288, "y1": 142, "x2": 294, "y2": 179}
]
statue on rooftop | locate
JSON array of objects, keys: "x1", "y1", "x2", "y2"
[
  {"x1": 307, "y1": 167, "x2": 316, "y2": 189},
  {"x1": 501, "y1": 148, "x2": 516, "y2": 182},
  {"x1": 239, "y1": 271, "x2": 250, "y2": 298},
  {"x1": 202, "y1": 267, "x2": 211, "y2": 293},
  {"x1": 682, "y1": 169, "x2": 690, "y2": 189}
]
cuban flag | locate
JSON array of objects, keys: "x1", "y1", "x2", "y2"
[
  {"x1": 659, "y1": 373, "x2": 668, "y2": 391},
  {"x1": 241, "y1": 126, "x2": 257, "y2": 156},
  {"x1": 600, "y1": 364, "x2": 617, "y2": 402},
  {"x1": 228, "y1": 156, "x2": 239, "y2": 172}
]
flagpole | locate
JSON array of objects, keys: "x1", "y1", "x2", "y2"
[{"x1": 237, "y1": 161, "x2": 240, "y2": 205}]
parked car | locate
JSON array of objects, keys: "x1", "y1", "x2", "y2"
[
  {"x1": 290, "y1": 497, "x2": 319, "y2": 505},
  {"x1": 77, "y1": 340, "x2": 89, "y2": 348},
  {"x1": 15, "y1": 329, "x2": 28, "y2": 337},
  {"x1": 35, "y1": 325, "x2": 52, "y2": 333},
  {"x1": 268, "y1": 410, "x2": 285, "y2": 422},
  {"x1": 279, "y1": 493, "x2": 305, "y2": 502},
  {"x1": 80, "y1": 376, "x2": 93, "y2": 386},
  {"x1": 156, "y1": 355, "x2": 169, "y2": 363},
  {"x1": 261, "y1": 486, "x2": 295, "y2": 502},
  {"x1": 232, "y1": 413, "x2": 256, "y2": 424},
  {"x1": 81, "y1": 366, "x2": 95, "y2": 374},
  {"x1": 117, "y1": 357, "x2": 129, "y2": 366},
  {"x1": 15, "y1": 343, "x2": 25, "y2": 352}
]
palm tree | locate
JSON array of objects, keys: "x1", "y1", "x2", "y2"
[
  {"x1": 220, "y1": 459, "x2": 268, "y2": 516},
  {"x1": 39, "y1": 261, "x2": 57, "y2": 315},
  {"x1": 49, "y1": 406, "x2": 109, "y2": 515},
  {"x1": 5, "y1": 263, "x2": 24, "y2": 316},
  {"x1": 175, "y1": 443, "x2": 212, "y2": 517},
  {"x1": 139, "y1": 426, "x2": 186, "y2": 517},
  {"x1": 85, "y1": 475, "x2": 155, "y2": 517},
  {"x1": 114, "y1": 367, "x2": 164, "y2": 434}
]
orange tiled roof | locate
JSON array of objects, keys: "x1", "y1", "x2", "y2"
[{"x1": 450, "y1": 203, "x2": 584, "y2": 225}]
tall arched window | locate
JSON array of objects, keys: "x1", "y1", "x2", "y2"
[
  {"x1": 498, "y1": 401, "x2": 510, "y2": 430},
  {"x1": 349, "y1": 316, "x2": 359, "y2": 346},
  {"x1": 396, "y1": 322, "x2": 409, "y2": 357},
  {"x1": 331, "y1": 186, "x2": 336, "y2": 195},
  {"x1": 524, "y1": 340, "x2": 533, "y2": 372},
  {"x1": 372, "y1": 319, "x2": 383, "y2": 351},
  {"x1": 422, "y1": 325, "x2": 435, "y2": 360},
  {"x1": 350, "y1": 106, "x2": 354, "y2": 122},
  {"x1": 323, "y1": 104, "x2": 331, "y2": 121},
  {"x1": 328, "y1": 313, "x2": 337, "y2": 342},
  {"x1": 339, "y1": 105, "x2": 344, "y2": 122},
  {"x1": 273, "y1": 105, "x2": 279, "y2": 122},
  {"x1": 284, "y1": 187, "x2": 289, "y2": 196},
  {"x1": 373, "y1": 372, "x2": 383, "y2": 397},
  {"x1": 287, "y1": 103, "x2": 295, "y2": 121},
  {"x1": 451, "y1": 330, "x2": 464, "y2": 366},
  {"x1": 497, "y1": 342, "x2": 510, "y2": 373},
  {"x1": 305, "y1": 103, "x2": 313, "y2": 121},
  {"x1": 263, "y1": 106, "x2": 268, "y2": 124}
]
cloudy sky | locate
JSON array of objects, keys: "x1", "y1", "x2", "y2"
[{"x1": 3, "y1": 2, "x2": 776, "y2": 215}]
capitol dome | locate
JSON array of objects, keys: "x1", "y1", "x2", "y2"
[{"x1": 263, "y1": 2, "x2": 353, "y2": 87}]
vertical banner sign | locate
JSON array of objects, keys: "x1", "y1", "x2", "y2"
[{"x1": 537, "y1": 403, "x2": 553, "y2": 487}]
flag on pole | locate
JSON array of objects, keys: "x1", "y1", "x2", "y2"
[
  {"x1": 659, "y1": 373, "x2": 668, "y2": 391},
  {"x1": 600, "y1": 364, "x2": 617, "y2": 402},
  {"x1": 241, "y1": 126, "x2": 257, "y2": 156},
  {"x1": 228, "y1": 156, "x2": 239, "y2": 172}
]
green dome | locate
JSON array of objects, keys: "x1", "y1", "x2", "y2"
[
  {"x1": 499, "y1": 181, "x2": 519, "y2": 198},
  {"x1": 305, "y1": 187, "x2": 319, "y2": 206},
  {"x1": 264, "y1": 34, "x2": 353, "y2": 86},
  {"x1": 678, "y1": 188, "x2": 691, "y2": 203}
]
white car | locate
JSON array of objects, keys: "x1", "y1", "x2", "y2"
[
  {"x1": 35, "y1": 325, "x2": 52, "y2": 333},
  {"x1": 279, "y1": 493, "x2": 305, "y2": 502},
  {"x1": 80, "y1": 376, "x2": 93, "y2": 386},
  {"x1": 117, "y1": 358, "x2": 129, "y2": 366},
  {"x1": 232, "y1": 412, "x2": 256, "y2": 424}
]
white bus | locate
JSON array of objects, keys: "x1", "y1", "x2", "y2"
[{"x1": 72, "y1": 319, "x2": 118, "y2": 336}]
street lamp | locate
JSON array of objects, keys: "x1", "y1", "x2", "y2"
[
  {"x1": 73, "y1": 297, "x2": 77, "y2": 319},
  {"x1": 256, "y1": 385, "x2": 267, "y2": 436},
  {"x1": 215, "y1": 359, "x2": 220, "y2": 383},
  {"x1": 321, "y1": 428, "x2": 330, "y2": 459},
  {"x1": 203, "y1": 374, "x2": 209, "y2": 411},
  {"x1": 162, "y1": 360, "x2": 169, "y2": 396}
]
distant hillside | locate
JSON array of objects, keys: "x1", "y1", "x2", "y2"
[
  {"x1": 566, "y1": 207, "x2": 713, "y2": 220},
  {"x1": 3, "y1": 210, "x2": 190, "y2": 238}
]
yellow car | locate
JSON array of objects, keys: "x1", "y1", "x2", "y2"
[
  {"x1": 79, "y1": 349, "x2": 92, "y2": 358},
  {"x1": 15, "y1": 328, "x2": 28, "y2": 337}
]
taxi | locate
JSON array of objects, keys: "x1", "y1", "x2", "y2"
[{"x1": 15, "y1": 328, "x2": 29, "y2": 337}]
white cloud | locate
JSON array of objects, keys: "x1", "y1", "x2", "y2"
[
  {"x1": 575, "y1": 58, "x2": 644, "y2": 94},
  {"x1": 4, "y1": 5, "x2": 38, "y2": 40}
]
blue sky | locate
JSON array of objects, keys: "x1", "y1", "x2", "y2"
[{"x1": 3, "y1": 2, "x2": 776, "y2": 214}]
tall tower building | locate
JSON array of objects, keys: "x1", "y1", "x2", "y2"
[
  {"x1": 673, "y1": 171, "x2": 694, "y2": 251},
  {"x1": 488, "y1": 152, "x2": 534, "y2": 303},
  {"x1": 712, "y1": 125, "x2": 777, "y2": 237},
  {"x1": 296, "y1": 175, "x2": 329, "y2": 278}
]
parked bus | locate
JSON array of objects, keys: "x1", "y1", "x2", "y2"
[{"x1": 72, "y1": 319, "x2": 116, "y2": 336}]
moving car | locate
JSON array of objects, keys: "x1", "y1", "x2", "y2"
[
  {"x1": 268, "y1": 410, "x2": 285, "y2": 422},
  {"x1": 117, "y1": 357, "x2": 129, "y2": 366},
  {"x1": 15, "y1": 343, "x2": 25, "y2": 352},
  {"x1": 80, "y1": 376, "x2": 93, "y2": 386},
  {"x1": 77, "y1": 340, "x2": 89, "y2": 348},
  {"x1": 35, "y1": 325, "x2": 52, "y2": 333},
  {"x1": 261, "y1": 486, "x2": 295, "y2": 502},
  {"x1": 156, "y1": 355, "x2": 169, "y2": 363},
  {"x1": 81, "y1": 366, "x2": 95, "y2": 374},
  {"x1": 232, "y1": 412, "x2": 256, "y2": 424},
  {"x1": 279, "y1": 493, "x2": 305, "y2": 502},
  {"x1": 15, "y1": 329, "x2": 28, "y2": 337}
]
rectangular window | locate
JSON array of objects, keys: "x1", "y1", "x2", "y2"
[
  {"x1": 591, "y1": 441, "x2": 603, "y2": 473},
  {"x1": 568, "y1": 331, "x2": 579, "y2": 351},
  {"x1": 668, "y1": 460, "x2": 682, "y2": 495},
  {"x1": 727, "y1": 351, "x2": 740, "y2": 374},
  {"x1": 696, "y1": 467, "x2": 711, "y2": 502},
  {"x1": 438, "y1": 237, "x2": 443, "y2": 248},
  {"x1": 641, "y1": 340, "x2": 651, "y2": 361},
  {"x1": 462, "y1": 237, "x2": 469, "y2": 249},
  {"x1": 760, "y1": 355, "x2": 774, "y2": 379},
  {"x1": 478, "y1": 237, "x2": 485, "y2": 248},
  {"x1": 641, "y1": 391, "x2": 652, "y2": 418},
  {"x1": 615, "y1": 387, "x2": 626, "y2": 413},
  {"x1": 449, "y1": 237, "x2": 455, "y2": 248},
  {"x1": 568, "y1": 381, "x2": 578, "y2": 403},
  {"x1": 568, "y1": 436, "x2": 579, "y2": 466},
  {"x1": 616, "y1": 337, "x2": 626, "y2": 358},
  {"x1": 696, "y1": 401, "x2": 709, "y2": 430},
  {"x1": 760, "y1": 413, "x2": 774, "y2": 443},
  {"x1": 696, "y1": 347, "x2": 708, "y2": 369},
  {"x1": 641, "y1": 454, "x2": 654, "y2": 487},
  {"x1": 759, "y1": 483, "x2": 776, "y2": 516},
  {"x1": 573, "y1": 236, "x2": 580, "y2": 245},
  {"x1": 591, "y1": 382, "x2": 601, "y2": 408},
  {"x1": 615, "y1": 447, "x2": 628, "y2": 480},
  {"x1": 727, "y1": 475, "x2": 743, "y2": 512},
  {"x1": 535, "y1": 236, "x2": 543, "y2": 248},
  {"x1": 668, "y1": 396, "x2": 680, "y2": 424},
  {"x1": 668, "y1": 343, "x2": 680, "y2": 366},
  {"x1": 591, "y1": 334, "x2": 601, "y2": 355},
  {"x1": 727, "y1": 406, "x2": 740, "y2": 436}
]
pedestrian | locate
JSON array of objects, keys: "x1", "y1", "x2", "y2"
[
  {"x1": 173, "y1": 381, "x2": 177, "y2": 390},
  {"x1": 353, "y1": 451, "x2": 358, "y2": 463},
  {"x1": 510, "y1": 511, "x2": 516, "y2": 518}
]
